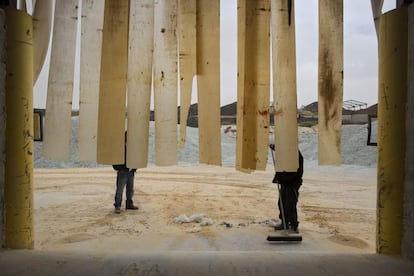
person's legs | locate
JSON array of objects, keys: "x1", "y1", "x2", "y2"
[
  {"x1": 284, "y1": 182, "x2": 301, "y2": 231},
  {"x1": 276, "y1": 185, "x2": 289, "y2": 229},
  {"x1": 126, "y1": 170, "x2": 138, "y2": 209},
  {"x1": 114, "y1": 171, "x2": 128, "y2": 209}
]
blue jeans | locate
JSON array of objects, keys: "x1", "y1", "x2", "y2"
[{"x1": 114, "y1": 170, "x2": 135, "y2": 208}]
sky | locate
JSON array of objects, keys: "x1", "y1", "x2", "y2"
[{"x1": 34, "y1": 0, "x2": 397, "y2": 110}]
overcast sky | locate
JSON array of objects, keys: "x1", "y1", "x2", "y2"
[{"x1": 34, "y1": 0, "x2": 396, "y2": 109}]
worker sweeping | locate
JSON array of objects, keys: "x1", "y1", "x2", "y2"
[{"x1": 269, "y1": 144, "x2": 304, "y2": 234}]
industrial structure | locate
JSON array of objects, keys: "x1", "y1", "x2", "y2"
[{"x1": 0, "y1": 0, "x2": 413, "y2": 273}]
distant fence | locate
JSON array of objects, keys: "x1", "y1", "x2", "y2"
[{"x1": 342, "y1": 114, "x2": 369, "y2": 125}]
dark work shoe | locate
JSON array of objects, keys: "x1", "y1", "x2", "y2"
[
  {"x1": 114, "y1": 207, "x2": 121, "y2": 214},
  {"x1": 126, "y1": 200, "x2": 139, "y2": 210}
]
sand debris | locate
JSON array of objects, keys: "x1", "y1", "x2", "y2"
[{"x1": 174, "y1": 214, "x2": 214, "y2": 227}]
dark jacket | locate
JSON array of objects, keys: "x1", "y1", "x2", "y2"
[
  {"x1": 113, "y1": 163, "x2": 128, "y2": 171},
  {"x1": 273, "y1": 151, "x2": 304, "y2": 186},
  {"x1": 113, "y1": 163, "x2": 136, "y2": 172},
  {"x1": 112, "y1": 143, "x2": 136, "y2": 172}
]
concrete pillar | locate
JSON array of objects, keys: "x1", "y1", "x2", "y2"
[
  {"x1": 0, "y1": 8, "x2": 6, "y2": 248},
  {"x1": 403, "y1": 3, "x2": 414, "y2": 260},
  {"x1": 318, "y1": 0, "x2": 343, "y2": 166},
  {"x1": 196, "y1": 0, "x2": 221, "y2": 166},
  {"x1": 377, "y1": 6, "x2": 407, "y2": 255},
  {"x1": 370, "y1": 0, "x2": 384, "y2": 38},
  {"x1": 271, "y1": 0, "x2": 299, "y2": 172},
  {"x1": 96, "y1": 0, "x2": 129, "y2": 165},
  {"x1": 236, "y1": 0, "x2": 270, "y2": 171},
  {"x1": 4, "y1": 8, "x2": 34, "y2": 249}
]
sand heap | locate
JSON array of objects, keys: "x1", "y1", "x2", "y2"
[{"x1": 34, "y1": 117, "x2": 377, "y2": 168}]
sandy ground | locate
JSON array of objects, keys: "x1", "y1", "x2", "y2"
[{"x1": 33, "y1": 163, "x2": 376, "y2": 254}]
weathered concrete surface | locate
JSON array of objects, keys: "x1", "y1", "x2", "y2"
[{"x1": 1, "y1": 250, "x2": 414, "y2": 275}]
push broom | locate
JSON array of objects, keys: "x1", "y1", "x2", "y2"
[{"x1": 267, "y1": 146, "x2": 302, "y2": 242}]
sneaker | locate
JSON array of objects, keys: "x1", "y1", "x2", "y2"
[
  {"x1": 274, "y1": 221, "x2": 287, "y2": 231},
  {"x1": 114, "y1": 207, "x2": 121, "y2": 214},
  {"x1": 288, "y1": 227, "x2": 300, "y2": 234}
]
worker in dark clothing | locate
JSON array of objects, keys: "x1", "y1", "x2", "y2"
[
  {"x1": 113, "y1": 132, "x2": 138, "y2": 214},
  {"x1": 270, "y1": 144, "x2": 304, "y2": 232}
]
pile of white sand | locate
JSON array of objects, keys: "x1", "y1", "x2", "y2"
[{"x1": 34, "y1": 117, "x2": 377, "y2": 168}]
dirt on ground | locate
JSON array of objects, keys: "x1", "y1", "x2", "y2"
[{"x1": 33, "y1": 164, "x2": 376, "y2": 253}]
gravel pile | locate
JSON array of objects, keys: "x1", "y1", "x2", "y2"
[{"x1": 34, "y1": 117, "x2": 377, "y2": 168}]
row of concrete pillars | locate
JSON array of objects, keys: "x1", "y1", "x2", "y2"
[{"x1": 0, "y1": 2, "x2": 413, "y2": 259}]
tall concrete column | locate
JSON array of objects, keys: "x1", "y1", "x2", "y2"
[
  {"x1": 377, "y1": 6, "x2": 407, "y2": 255},
  {"x1": 271, "y1": 0, "x2": 298, "y2": 172},
  {"x1": 0, "y1": 8, "x2": 6, "y2": 248},
  {"x1": 403, "y1": 3, "x2": 414, "y2": 260},
  {"x1": 318, "y1": 0, "x2": 343, "y2": 166},
  {"x1": 4, "y1": 8, "x2": 34, "y2": 249}
]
